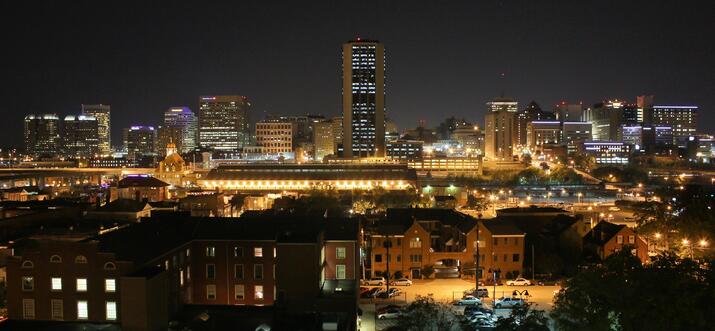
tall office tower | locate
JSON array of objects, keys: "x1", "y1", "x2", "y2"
[
  {"x1": 255, "y1": 120, "x2": 293, "y2": 157},
  {"x1": 63, "y1": 115, "x2": 99, "y2": 158},
  {"x1": 622, "y1": 103, "x2": 640, "y2": 126},
  {"x1": 342, "y1": 39, "x2": 386, "y2": 158},
  {"x1": 24, "y1": 114, "x2": 61, "y2": 157},
  {"x1": 487, "y1": 97, "x2": 519, "y2": 112},
  {"x1": 331, "y1": 116, "x2": 343, "y2": 153},
  {"x1": 157, "y1": 126, "x2": 184, "y2": 157},
  {"x1": 583, "y1": 100, "x2": 624, "y2": 141},
  {"x1": 124, "y1": 126, "x2": 157, "y2": 161},
  {"x1": 554, "y1": 102, "x2": 583, "y2": 121},
  {"x1": 485, "y1": 110, "x2": 516, "y2": 160},
  {"x1": 652, "y1": 105, "x2": 698, "y2": 147},
  {"x1": 637, "y1": 95, "x2": 654, "y2": 125},
  {"x1": 515, "y1": 101, "x2": 555, "y2": 150},
  {"x1": 562, "y1": 121, "x2": 592, "y2": 155},
  {"x1": 164, "y1": 107, "x2": 197, "y2": 152},
  {"x1": 313, "y1": 120, "x2": 335, "y2": 161},
  {"x1": 265, "y1": 114, "x2": 326, "y2": 148},
  {"x1": 81, "y1": 104, "x2": 111, "y2": 154},
  {"x1": 198, "y1": 96, "x2": 251, "y2": 151}
]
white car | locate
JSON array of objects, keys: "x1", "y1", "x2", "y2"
[
  {"x1": 506, "y1": 277, "x2": 532, "y2": 286},
  {"x1": 456, "y1": 296, "x2": 482, "y2": 306},
  {"x1": 390, "y1": 278, "x2": 413, "y2": 286},
  {"x1": 364, "y1": 277, "x2": 386, "y2": 286},
  {"x1": 494, "y1": 297, "x2": 526, "y2": 308},
  {"x1": 377, "y1": 308, "x2": 402, "y2": 319}
]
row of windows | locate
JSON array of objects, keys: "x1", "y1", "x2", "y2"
[
  {"x1": 492, "y1": 237, "x2": 520, "y2": 246},
  {"x1": 22, "y1": 258, "x2": 115, "y2": 269},
  {"x1": 22, "y1": 299, "x2": 116, "y2": 321},
  {"x1": 206, "y1": 246, "x2": 275, "y2": 258},
  {"x1": 22, "y1": 276, "x2": 115, "y2": 293},
  {"x1": 206, "y1": 263, "x2": 271, "y2": 280}
]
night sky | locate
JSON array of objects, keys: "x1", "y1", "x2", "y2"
[{"x1": 2, "y1": 1, "x2": 714, "y2": 148}]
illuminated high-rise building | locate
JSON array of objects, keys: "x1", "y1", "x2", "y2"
[
  {"x1": 487, "y1": 97, "x2": 518, "y2": 112},
  {"x1": 81, "y1": 104, "x2": 111, "y2": 154},
  {"x1": 342, "y1": 39, "x2": 385, "y2": 158},
  {"x1": 63, "y1": 115, "x2": 99, "y2": 158},
  {"x1": 198, "y1": 96, "x2": 251, "y2": 151},
  {"x1": 24, "y1": 114, "x2": 61, "y2": 157},
  {"x1": 652, "y1": 105, "x2": 697, "y2": 147},
  {"x1": 124, "y1": 126, "x2": 157, "y2": 161},
  {"x1": 313, "y1": 120, "x2": 335, "y2": 161},
  {"x1": 583, "y1": 100, "x2": 624, "y2": 141},
  {"x1": 485, "y1": 110, "x2": 516, "y2": 160},
  {"x1": 164, "y1": 107, "x2": 197, "y2": 152}
]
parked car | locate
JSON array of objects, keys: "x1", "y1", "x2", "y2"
[
  {"x1": 464, "y1": 305, "x2": 493, "y2": 316},
  {"x1": 377, "y1": 308, "x2": 402, "y2": 319},
  {"x1": 455, "y1": 296, "x2": 482, "y2": 306},
  {"x1": 360, "y1": 287, "x2": 382, "y2": 298},
  {"x1": 376, "y1": 288, "x2": 401, "y2": 299},
  {"x1": 390, "y1": 278, "x2": 413, "y2": 286},
  {"x1": 377, "y1": 304, "x2": 402, "y2": 314},
  {"x1": 365, "y1": 277, "x2": 386, "y2": 286},
  {"x1": 506, "y1": 277, "x2": 532, "y2": 286},
  {"x1": 494, "y1": 297, "x2": 526, "y2": 308},
  {"x1": 464, "y1": 287, "x2": 489, "y2": 298}
]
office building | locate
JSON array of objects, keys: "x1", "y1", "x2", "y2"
[
  {"x1": 124, "y1": 126, "x2": 157, "y2": 161},
  {"x1": 255, "y1": 120, "x2": 293, "y2": 157},
  {"x1": 450, "y1": 124, "x2": 483, "y2": 156},
  {"x1": 637, "y1": 95, "x2": 654, "y2": 125},
  {"x1": 487, "y1": 97, "x2": 518, "y2": 112},
  {"x1": 583, "y1": 142, "x2": 631, "y2": 165},
  {"x1": 63, "y1": 115, "x2": 100, "y2": 158},
  {"x1": 526, "y1": 121, "x2": 562, "y2": 151},
  {"x1": 198, "y1": 96, "x2": 251, "y2": 151},
  {"x1": 515, "y1": 101, "x2": 555, "y2": 149},
  {"x1": 652, "y1": 105, "x2": 698, "y2": 147},
  {"x1": 331, "y1": 117, "x2": 343, "y2": 153},
  {"x1": 485, "y1": 110, "x2": 516, "y2": 160},
  {"x1": 562, "y1": 122, "x2": 592, "y2": 155},
  {"x1": 583, "y1": 100, "x2": 624, "y2": 141},
  {"x1": 163, "y1": 107, "x2": 197, "y2": 153},
  {"x1": 23, "y1": 114, "x2": 61, "y2": 157},
  {"x1": 554, "y1": 102, "x2": 583, "y2": 121},
  {"x1": 342, "y1": 39, "x2": 386, "y2": 158},
  {"x1": 407, "y1": 157, "x2": 483, "y2": 177},
  {"x1": 313, "y1": 120, "x2": 335, "y2": 161},
  {"x1": 81, "y1": 104, "x2": 111, "y2": 155},
  {"x1": 385, "y1": 139, "x2": 423, "y2": 160}
]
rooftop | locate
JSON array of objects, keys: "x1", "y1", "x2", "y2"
[{"x1": 117, "y1": 175, "x2": 169, "y2": 188}]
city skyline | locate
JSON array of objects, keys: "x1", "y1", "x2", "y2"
[{"x1": 2, "y1": 1, "x2": 714, "y2": 149}]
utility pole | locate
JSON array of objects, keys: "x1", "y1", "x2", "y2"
[
  {"x1": 384, "y1": 238, "x2": 393, "y2": 294},
  {"x1": 475, "y1": 213, "x2": 481, "y2": 289},
  {"x1": 531, "y1": 244, "x2": 535, "y2": 280}
]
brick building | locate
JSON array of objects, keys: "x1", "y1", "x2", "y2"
[
  {"x1": 583, "y1": 220, "x2": 649, "y2": 264},
  {"x1": 6, "y1": 214, "x2": 360, "y2": 331}
]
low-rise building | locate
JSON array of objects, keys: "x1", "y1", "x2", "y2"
[
  {"x1": 85, "y1": 199, "x2": 152, "y2": 222},
  {"x1": 583, "y1": 220, "x2": 648, "y2": 264},
  {"x1": 583, "y1": 141, "x2": 631, "y2": 165},
  {"x1": 111, "y1": 175, "x2": 169, "y2": 202}
]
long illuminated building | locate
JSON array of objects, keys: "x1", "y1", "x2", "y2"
[{"x1": 199, "y1": 163, "x2": 416, "y2": 191}]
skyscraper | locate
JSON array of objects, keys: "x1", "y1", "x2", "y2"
[
  {"x1": 164, "y1": 107, "x2": 197, "y2": 153},
  {"x1": 487, "y1": 97, "x2": 518, "y2": 112},
  {"x1": 313, "y1": 120, "x2": 335, "y2": 161},
  {"x1": 583, "y1": 100, "x2": 624, "y2": 141},
  {"x1": 81, "y1": 104, "x2": 111, "y2": 154},
  {"x1": 24, "y1": 114, "x2": 61, "y2": 157},
  {"x1": 198, "y1": 96, "x2": 251, "y2": 151},
  {"x1": 124, "y1": 126, "x2": 157, "y2": 161},
  {"x1": 652, "y1": 105, "x2": 697, "y2": 147},
  {"x1": 63, "y1": 115, "x2": 99, "y2": 158},
  {"x1": 157, "y1": 126, "x2": 184, "y2": 157},
  {"x1": 514, "y1": 101, "x2": 555, "y2": 150},
  {"x1": 342, "y1": 39, "x2": 385, "y2": 158},
  {"x1": 485, "y1": 110, "x2": 516, "y2": 160}
]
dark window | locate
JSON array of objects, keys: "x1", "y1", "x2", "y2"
[
  {"x1": 234, "y1": 264, "x2": 244, "y2": 279},
  {"x1": 254, "y1": 264, "x2": 264, "y2": 280},
  {"x1": 493, "y1": 238, "x2": 498, "y2": 245},
  {"x1": 513, "y1": 254, "x2": 520, "y2": 262},
  {"x1": 206, "y1": 264, "x2": 215, "y2": 279},
  {"x1": 375, "y1": 254, "x2": 382, "y2": 262},
  {"x1": 234, "y1": 247, "x2": 243, "y2": 257}
]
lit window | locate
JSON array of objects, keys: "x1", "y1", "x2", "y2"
[
  {"x1": 105, "y1": 279, "x2": 116, "y2": 293},
  {"x1": 105, "y1": 301, "x2": 117, "y2": 320},
  {"x1": 254, "y1": 247, "x2": 263, "y2": 257},
  {"x1": 628, "y1": 235, "x2": 635, "y2": 244},
  {"x1": 77, "y1": 300, "x2": 88, "y2": 320},
  {"x1": 76, "y1": 278, "x2": 87, "y2": 292},
  {"x1": 234, "y1": 246, "x2": 243, "y2": 257},
  {"x1": 22, "y1": 299, "x2": 35, "y2": 319},
  {"x1": 336, "y1": 247, "x2": 346, "y2": 259},
  {"x1": 75, "y1": 256, "x2": 87, "y2": 264},
  {"x1": 22, "y1": 276, "x2": 34, "y2": 291},
  {"x1": 617, "y1": 235, "x2": 623, "y2": 244},
  {"x1": 206, "y1": 246, "x2": 215, "y2": 257},
  {"x1": 206, "y1": 285, "x2": 216, "y2": 300},
  {"x1": 51, "y1": 299, "x2": 63, "y2": 320},
  {"x1": 336, "y1": 265, "x2": 346, "y2": 279},
  {"x1": 51, "y1": 277, "x2": 62, "y2": 291},
  {"x1": 235, "y1": 284, "x2": 245, "y2": 300},
  {"x1": 254, "y1": 285, "x2": 264, "y2": 300}
]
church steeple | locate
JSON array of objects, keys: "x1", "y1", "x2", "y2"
[{"x1": 166, "y1": 138, "x2": 177, "y2": 156}]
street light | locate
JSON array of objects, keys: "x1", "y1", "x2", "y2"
[
  {"x1": 699, "y1": 239, "x2": 708, "y2": 248},
  {"x1": 577, "y1": 192, "x2": 583, "y2": 203},
  {"x1": 655, "y1": 232, "x2": 662, "y2": 239}
]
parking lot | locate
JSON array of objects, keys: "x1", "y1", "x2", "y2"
[{"x1": 360, "y1": 278, "x2": 560, "y2": 331}]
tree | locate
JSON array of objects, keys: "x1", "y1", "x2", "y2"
[
  {"x1": 551, "y1": 249, "x2": 715, "y2": 331},
  {"x1": 421, "y1": 265, "x2": 435, "y2": 279},
  {"x1": 397, "y1": 296, "x2": 464, "y2": 331},
  {"x1": 466, "y1": 194, "x2": 491, "y2": 211},
  {"x1": 495, "y1": 303, "x2": 550, "y2": 331}
]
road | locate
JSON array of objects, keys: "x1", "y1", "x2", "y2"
[{"x1": 360, "y1": 278, "x2": 561, "y2": 330}]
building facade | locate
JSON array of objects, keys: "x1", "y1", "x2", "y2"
[
  {"x1": 526, "y1": 121, "x2": 562, "y2": 151},
  {"x1": 342, "y1": 39, "x2": 386, "y2": 158},
  {"x1": 652, "y1": 105, "x2": 697, "y2": 147},
  {"x1": 123, "y1": 126, "x2": 157, "y2": 161},
  {"x1": 313, "y1": 120, "x2": 335, "y2": 161},
  {"x1": 385, "y1": 140, "x2": 423, "y2": 160},
  {"x1": 24, "y1": 114, "x2": 62, "y2": 157},
  {"x1": 81, "y1": 104, "x2": 111, "y2": 155},
  {"x1": 198, "y1": 96, "x2": 251, "y2": 151},
  {"x1": 561, "y1": 122, "x2": 592, "y2": 155},
  {"x1": 583, "y1": 100, "x2": 624, "y2": 141},
  {"x1": 255, "y1": 120, "x2": 293, "y2": 157},
  {"x1": 484, "y1": 110, "x2": 516, "y2": 160},
  {"x1": 583, "y1": 142, "x2": 631, "y2": 165},
  {"x1": 163, "y1": 107, "x2": 197, "y2": 153},
  {"x1": 63, "y1": 115, "x2": 100, "y2": 158}
]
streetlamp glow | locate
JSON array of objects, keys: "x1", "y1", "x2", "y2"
[
  {"x1": 654, "y1": 232, "x2": 662, "y2": 239},
  {"x1": 699, "y1": 239, "x2": 708, "y2": 248},
  {"x1": 682, "y1": 238, "x2": 689, "y2": 245}
]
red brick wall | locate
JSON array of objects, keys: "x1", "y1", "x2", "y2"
[{"x1": 323, "y1": 241, "x2": 357, "y2": 280}]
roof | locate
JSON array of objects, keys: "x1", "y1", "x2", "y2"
[
  {"x1": 382, "y1": 208, "x2": 478, "y2": 234},
  {"x1": 482, "y1": 219, "x2": 526, "y2": 236},
  {"x1": 203, "y1": 164, "x2": 417, "y2": 181},
  {"x1": 497, "y1": 206, "x2": 568, "y2": 215},
  {"x1": 96, "y1": 199, "x2": 151, "y2": 213},
  {"x1": 117, "y1": 175, "x2": 169, "y2": 188},
  {"x1": 583, "y1": 221, "x2": 626, "y2": 246}
]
